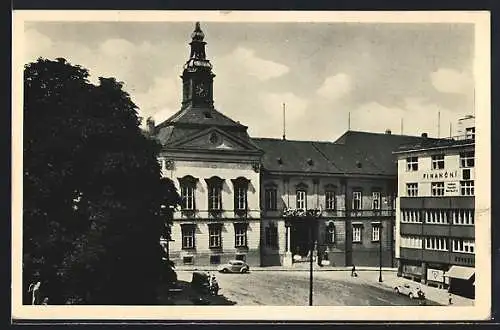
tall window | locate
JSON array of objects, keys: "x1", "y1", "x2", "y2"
[
  {"x1": 406, "y1": 157, "x2": 418, "y2": 171},
  {"x1": 181, "y1": 225, "x2": 195, "y2": 249},
  {"x1": 406, "y1": 183, "x2": 418, "y2": 197},
  {"x1": 401, "y1": 210, "x2": 422, "y2": 223},
  {"x1": 372, "y1": 191, "x2": 381, "y2": 210},
  {"x1": 431, "y1": 154, "x2": 445, "y2": 170},
  {"x1": 371, "y1": 224, "x2": 380, "y2": 242},
  {"x1": 178, "y1": 175, "x2": 198, "y2": 211},
  {"x1": 232, "y1": 177, "x2": 249, "y2": 212},
  {"x1": 296, "y1": 190, "x2": 307, "y2": 210},
  {"x1": 234, "y1": 223, "x2": 247, "y2": 247},
  {"x1": 460, "y1": 180, "x2": 474, "y2": 196},
  {"x1": 431, "y1": 182, "x2": 445, "y2": 196},
  {"x1": 326, "y1": 223, "x2": 335, "y2": 244},
  {"x1": 265, "y1": 223, "x2": 278, "y2": 248},
  {"x1": 352, "y1": 225, "x2": 362, "y2": 242},
  {"x1": 460, "y1": 151, "x2": 475, "y2": 168},
  {"x1": 325, "y1": 190, "x2": 336, "y2": 210},
  {"x1": 208, "y1": 224, "x2": 222, "y2": 248},
  {"x1": 206, "y1": 176, "x2": 224, "y2": 212},
  {"x1": 265, "y1": 187, "x2": 277, "y2": 210},
  {"x1": 352, "y1": 191, "x2": 362, "y2": 210}
]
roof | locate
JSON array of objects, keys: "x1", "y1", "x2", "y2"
[
  {"x1": 333, "y1": 130, "x2": 443, "y2": 174},
  {"x1": 253, "y1": 138, "x2": 392, "y2": 176},
  {"x1": 155, "y1": 106, "x2": 254, "y2": 147},
  {"x1": 395, "y1": 136, "x2": 475, "y2": 153}
]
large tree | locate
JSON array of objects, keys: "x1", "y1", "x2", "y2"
[{"x1": 23, "y1": 58, "x2": 180, "y2": 305}]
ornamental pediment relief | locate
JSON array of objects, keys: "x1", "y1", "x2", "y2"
[{"x1": 169, "y1": 128, "x2": 259, "y2": 153}]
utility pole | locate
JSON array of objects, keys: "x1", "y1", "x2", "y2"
[
  {"x1": 309, "y1": 222, "x2": 314, "y2": 306},
  {"x1": 379, "y1": 223, "x2": 383, "y2": 282}
]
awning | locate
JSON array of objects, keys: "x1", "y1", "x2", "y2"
[{"x1": 444, "y1": 266, "x2": 475, "y2": 280}]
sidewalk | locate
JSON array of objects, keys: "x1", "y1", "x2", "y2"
[
  {"x1": 355, "y1": 271, "x2": 474, "y2": 307},
  {"x1": 175, "y1": 264, "x2": 398, "y2": 272}
]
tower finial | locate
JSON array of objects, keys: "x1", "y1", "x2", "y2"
[{"x1": 191, "y1": 21, "x2": 205, "y2": 41}]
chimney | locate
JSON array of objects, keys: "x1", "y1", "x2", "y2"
[
  {"x1": 421, "y1": 133, "x2": 428, "y2": 138},
  {"x1": 385, "y1": 129, "x2": 392, "y2": 135}
]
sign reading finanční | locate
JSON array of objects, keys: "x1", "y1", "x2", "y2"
[{"x1": 422, "y1": 170, "x2": 458, "y2": 181}]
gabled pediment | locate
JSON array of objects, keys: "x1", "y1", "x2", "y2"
[{"x1": 167, "y1": 127, "x2": 261, "y2": 153}]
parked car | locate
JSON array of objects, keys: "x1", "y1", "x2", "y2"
[
  {"x1": 394, "y1": 283, "x2": 426, "y2": 300},
  {"x1": 218, "y1": 260, "x2": 250, "y2": 273}
]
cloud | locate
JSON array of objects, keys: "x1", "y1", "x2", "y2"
[
  {"x1": 221, "y1": 47, "x2": 289, "y2": 81},
  {"x1": 316, "y1": 73, "x2": 352, "y2": 100},
  {"x1": 131, "y1": 75, "x2": 181, "y2": 120},
  {"x1": 430, "y1": 68, "x2": 472, "y2": 94},
  {"x1": 350, "y1": 98, "x2": 464, "y2": 138},
  {"x1": 24, "y1": 29, "x2": 54, "y2": 62}
]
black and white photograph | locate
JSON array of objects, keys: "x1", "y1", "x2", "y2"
[{"x1": 12, "y1": 10, "x2": 491, "y2": 321}]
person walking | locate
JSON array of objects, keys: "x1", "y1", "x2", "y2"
[
  {"x1": 351, "y1": 265, "x2": 357, "y2": 277},
  {"x1": 448, "y1": 293, "x2": 453, "y2": 305}
]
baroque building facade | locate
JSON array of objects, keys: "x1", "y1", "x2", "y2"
[{"x1": 152, "y1": 22, "x2": 434, "y2": 268}]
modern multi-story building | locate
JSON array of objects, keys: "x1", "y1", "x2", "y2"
[
  {"x1": 152, "y1": 22, "x2": 435, "y2": 269},
  {"x1": 394, "y1": 116, "x2": 475, "y2": 298}
]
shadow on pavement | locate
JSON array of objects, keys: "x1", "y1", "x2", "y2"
[{"x1": 157, "y1": 280, "x2": 237, "y2": 305}]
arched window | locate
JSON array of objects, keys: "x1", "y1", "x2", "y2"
[
  {"x1": 205, "y1": 176, "x2": 224, "y2": 212},
  {"x1": 178, "y1": 175, "x2": 198, "y2": 211},
  {"x1": 231, "y1": 177, "x2": 250, "y2": 212}
]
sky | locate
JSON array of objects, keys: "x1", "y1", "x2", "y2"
[{"x1": 24, "y1": 21, "x2": 475, "y2": 141}]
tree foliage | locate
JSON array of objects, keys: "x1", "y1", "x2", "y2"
[{"x1": 23, "y1": 58, "x2": 180, "y2": 305}]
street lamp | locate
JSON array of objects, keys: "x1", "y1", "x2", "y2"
[{"x1": 379, "y1": 222, "x2": 383, "y2": 283}]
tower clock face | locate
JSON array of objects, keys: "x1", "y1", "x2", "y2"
[{"x1": 195, "y1": 82, "x2": 208, "y2": 97}]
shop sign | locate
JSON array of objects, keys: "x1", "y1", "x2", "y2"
[
  {"x1": 403, "y1": 264, "x2": 422, "y2": 276},
  {"x1": 422, "y1": 170, "x2": 458, "y2": 182},
  {"x1": 427, "y1": 268, "x2": 444, "y2": 282},
  {"x1": 445, "y1": 182, "x2": 458, "y2": 193}
]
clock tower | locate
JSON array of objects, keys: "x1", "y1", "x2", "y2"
[{"x1": 181, "y1": 22, "x2": 215, "y2": 109}]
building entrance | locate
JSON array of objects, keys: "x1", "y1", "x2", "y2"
[{"x1": 289, "y1": 219, "x2": 318, "y2": 260}]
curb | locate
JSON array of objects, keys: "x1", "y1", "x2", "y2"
[{"x1": 175, "y1": 267, "x2": 398, "y2": 272}]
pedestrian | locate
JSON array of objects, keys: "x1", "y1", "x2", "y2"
[
  {"x1": 448, "y1": 293, "x2": 453, "y2": 305},
  {"x1": 351, "y1": 265, "x2": 357, "y2": 277},
  {"x1": 41, "y1": 297, "x2": 49, "y2": 305}
]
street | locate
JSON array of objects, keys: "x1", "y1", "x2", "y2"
[{"x1": 176, "y1": 270, "x2": 441, "y2": 306}]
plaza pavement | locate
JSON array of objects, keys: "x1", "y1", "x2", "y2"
[{"x1": 174, "y1": 263, "x2": 474, "y2": 306}]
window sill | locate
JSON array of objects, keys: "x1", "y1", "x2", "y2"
[
  {"x1": 235, "y1": 245, "x2": 248, "y2": 249},
  {"x1": 209, "y1": 246, "x2": 223, "y2": 250},
  {"x1": 352, "y1": 241, "x2": 362, "y2": 244},
  {"x1": 182, "y1": 247, "x2": 196, "y2": 251}
]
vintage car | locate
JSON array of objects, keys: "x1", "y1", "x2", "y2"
[
  {"x1": 217, "y1": 260, "x2": 250, "y2": 273},
  {"x1": 394, "y1": 283, "x2": 426, "y2": 300}
]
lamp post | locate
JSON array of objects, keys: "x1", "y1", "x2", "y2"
[
  {"x1": 379, "y1": 222, "x2": 383, "y2": 283},
  {"x1": 309, "y1": 223, "x2": 314, "y2": 306}
]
